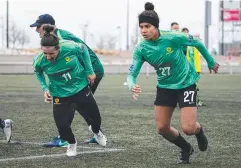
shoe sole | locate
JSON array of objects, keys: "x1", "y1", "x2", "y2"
[
  {"x1": 198, "y1": 138, "x2": 208, "y2": 151},
  {"x1": 178, "y1": 147, "x2": 194, "y2": 164}
]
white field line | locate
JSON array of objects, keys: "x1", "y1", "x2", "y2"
[
  {"x1": 0, "y1": 140, "x2": 120, "y2": 150},
  {"x1": 0, "y1": 148, "x2": 125, "y2": 162}
]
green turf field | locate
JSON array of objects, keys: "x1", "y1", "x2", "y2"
[{"x1": 0, "y1": 74, "x2": 241, "y2": 168}]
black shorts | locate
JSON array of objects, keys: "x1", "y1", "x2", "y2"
[
  {"x1": 89, "y1": 77, "x2": 102, "y2": 94},
  {"x1": 154, "y1": 84, "x2": 197, "y2": 108}
]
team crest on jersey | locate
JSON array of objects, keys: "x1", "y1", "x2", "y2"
[
  {"x1": 65, "y1": 56, "x2": 71, "y2": 62},
  {"x1": 166, "y1": 47, "x2": 173, "y2": 54},
  {"x1": 54, "y1": 98, "x2": 60, "y2": 104}
]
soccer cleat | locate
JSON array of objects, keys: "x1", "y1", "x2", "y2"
[
  {"x1": 94, "y1": 131, "x2": 107, "y2": 147},
  {"x1": 88, "y1": 125, "x2": 108, "y2": 142},
  {"x1": 197, "y1": 100, "x2": 204, "y2": 107},
  {"x1": 66, "y1": 141, "x2": 77, "y2": 157},
  {"x1": 178, "y1": 145, "x2": 194, "y2": 164},
  {"x1": 3, "y1": 119, "x2": 13, "y2": 143},
  {"x1": 88, "y1": 125, "x2": 93, "y2": 133},
  {"x1": 83, "y1": 136, "x2": 98, "y2": 144},
  {"x1": 43, "y1": 136, "x2": 69, "y2": 148},
  {"x1": 196, "y1": 128, "x2": 208, "y2": 151}
]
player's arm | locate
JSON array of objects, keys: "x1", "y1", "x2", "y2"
[
  {"x1": 176, "y1": 33, "x2": 219, "y2": 71},
  {"x1": 66, "y1": 31, "x2": 83, "y2": 44},
  {"x1": 75, "y1": 44, "x2": 95, "y2": 84},
  {"x1": 76, "y1": 44, "x2": 94, "y2": 76},
  {"x1": 127, "y1": 47, "x2": 144, "y2": 91},
  {"x1": 33, "y1": 58, "x2": 48, "y2": 92}
]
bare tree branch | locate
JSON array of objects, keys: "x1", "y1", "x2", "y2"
[
  {"x1": 106, "y1": 34, "x2": 116, "y2": 50},
  {"x1": 18, "y1": 29, "x2": 30, "y2": 49},
  {"x1": 96, "y1": 35, "x2": 105, "y2": 49},
  {"x1": 9, "y1": 21, "x2": 21, "y2": 48}
]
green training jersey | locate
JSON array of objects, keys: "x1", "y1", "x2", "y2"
[
  {"x1": 33, "y1": 43, "x2": 94, "y2": 97},
  {"x1": 56, "y1": 29, "x2": 104, "y2": 78},
  {"x1": 127, "y1": 30, "x2": 216, "y2": 90},
  {"x1": 186, "y1": 46, "x2": 195, "y2": 67}
]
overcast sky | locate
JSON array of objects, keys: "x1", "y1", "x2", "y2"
[{"x1": 0, "y1": 0, "x2": 228, "y2": 50}]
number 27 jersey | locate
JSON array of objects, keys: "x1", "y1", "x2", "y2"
[{"x1": 128, "y1": 31, "x2": 215, "y2": 90}]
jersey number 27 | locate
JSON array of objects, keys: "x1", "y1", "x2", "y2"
[{"x1": 158, "y1": 67, "x2": 170, "y2": 76}]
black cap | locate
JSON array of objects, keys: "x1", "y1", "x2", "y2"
[{"x1": 30, "y1": 14, "x2": 55, "y2": 27}]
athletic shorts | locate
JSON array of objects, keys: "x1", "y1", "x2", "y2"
[{"x1": 154, "y1": 84, "x2": 197, "y2": 108}]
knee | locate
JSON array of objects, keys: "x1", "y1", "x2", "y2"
[
  {"x1": 181, "y1": 124, "x2": 197, "y2": 135},
  {"x1": 156, "y1": 123, "x2": 170, "y2": 135}
]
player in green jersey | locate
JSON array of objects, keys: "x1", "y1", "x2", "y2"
[
  {"x1": 182, "y1": 27, "x2": 204, "y2": 107},
  {"x1": 33, "y1": 25, "x2": 107, "y2": 156},
  {"x1": 30, "y1": 14, "x2": 104, "y2": 145},
  {"x1": 0, "y1": 118, "x2": 13, "y2": 143},
  {"x1": 127, "y1": 2, "x2": 219, "y2": 164}
]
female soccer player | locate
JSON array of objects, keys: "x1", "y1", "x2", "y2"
[
  {"x1": 127, "y1": 2, "x2": 219, "y2": 164},
  {"x1": 30, "y1": 15, "x2": 104, "y2": 145},
  {"x1": 0, "y1": 118, "x2": 13, "y2": 143},
  {"x1": 33, "y1": 25, "x2": 107, "y2": 156}
]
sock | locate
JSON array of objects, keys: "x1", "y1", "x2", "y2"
[
  {"x1": 0, "y1": 119, "x2": 4, "y2": 129},
  {"x1": 68, "y1": 138, "x2": 76, "y2": 144},
  {"x1": 169, "y1": 134, "x2": 191, "y2": 151},
  {"x1": 195, "y1": 127, "x2": 204, "y2": 139}
]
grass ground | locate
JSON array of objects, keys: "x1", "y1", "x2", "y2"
[{"x1": 0, "y1": 74, "x2": 241, "y2": 168}]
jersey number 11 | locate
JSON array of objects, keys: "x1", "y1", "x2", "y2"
[{"x1": 62, "y1": 72, "x2": 72, "y2": 81}]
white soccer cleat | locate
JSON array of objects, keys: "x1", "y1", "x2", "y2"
[
  {"x1": 89, "y1": 125, "x2": 108, "y2": 142},
  {"x1": 88, "y1": 125, "x2": 93, "y2": 133},
  {"x1": 94, "y1": 131, "x2": 107, "y2": 147},
  {"x1": 3, "y1": 119, "x2": 13, "y2": 143},
  {"x1": 66, "y1": 141, "x2": 77, "y2": 157}
]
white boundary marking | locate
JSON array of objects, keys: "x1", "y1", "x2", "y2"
[
  {"x1": 0, "y1": 140, "x2": 108, "y2": 150},
  {"x1": 0, "y1": 148, "x2": 125, "y2": 162}
]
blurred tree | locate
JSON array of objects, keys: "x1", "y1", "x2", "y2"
[
  {"x1": 96, "y1": 35, "x2": 105, "y2": 49},
  {"x1": 18, "y1": 29, "x2": 30, "y2": 49},
  {"x1": 106, "y1": 34, "x2": 116, "y2": 50},
  {"x1": 9, "y1": 21, "x2": 20, "y2": 48}
]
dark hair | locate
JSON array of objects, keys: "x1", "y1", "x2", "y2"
[
  {"x1": 138, "y1": 2, "x2": 159, "y2": 28},
  {"x1": 181, "y1": 27, "x2": 189, "y2": 33},
  {"x1": 171, "y1": 22, "x2": 179, "y2": 27},
  {"x1": 40, "y1": 24, "x2": 59, "y2": 49}
]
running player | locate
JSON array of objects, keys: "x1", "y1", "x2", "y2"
[
  {"x1": 30, "y1": 14, "x2": 104, "y2": 146},
  {"x1": 33, "y1": 25, "x2": 107, "y2": 156},
  {"x1": 127, "y1": 2, "x2": 219, "y2": 164}
]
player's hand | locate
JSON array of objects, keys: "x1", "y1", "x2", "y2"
[
  {"x1": 88, "y1": 74, "x2": 96, "y2": 85},
  {"x1": 44, "y1": 91, "x2": 52, "y2": 102},
  {"x1": 209, "y1": 68, "x2": 213, "y2": 74},
  {"x1": 132, "y1": 84, "x2": 141, "y2": 100},
  {"x1": 212, "y1": 63, "x2": 220, "y2": 73}
]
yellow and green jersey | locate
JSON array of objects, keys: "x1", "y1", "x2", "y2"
[
  {"x1": 186, "y1": 47, "x2": 202, "y2": 73},
  {"x1": 33, "y1": 42, "x2": 94, "y2": 97},
  {"x1": 127, "y1": 30, "x2": 216, "y2": 90},
  {"x1": 55, "y1": 29, "x2": 104, "y2": 78}
]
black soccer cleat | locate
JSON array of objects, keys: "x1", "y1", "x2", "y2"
[
  {"x1": 178, "y1": 145, "x2": 194, "y2": 164},
  {"x1": 196, "y1": 128, "x2": 208, "y2": 151}
]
